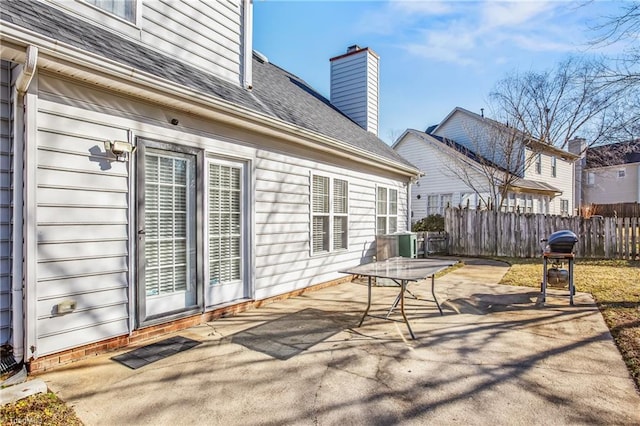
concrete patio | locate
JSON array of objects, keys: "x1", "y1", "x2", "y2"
[{"x1": 38, "y1": 258, "x2": 640, "y2": 425}]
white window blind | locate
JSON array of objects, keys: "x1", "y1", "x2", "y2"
[
  {"x1": 144, "y1": 154, "x2": 192, "y2": 296},
  {"x1": 209, "y1": 163, "x2": 242, "y2": 285},
  {"x1": 312, "y1": 175, "x2": 348, "y2": 254}
]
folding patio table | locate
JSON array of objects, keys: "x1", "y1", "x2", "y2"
[{"x1": 340, "y1": 257, "x2": 457, "y2": 339}]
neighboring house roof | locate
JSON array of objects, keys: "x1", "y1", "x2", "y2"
[
  {"x1": 585, "y1": 139, "x2": 640, "y2": 169},
  {"x1": 432, "y1": 106, "x2": 578, "y2": 160},
  {"x1": 395, "y1": 129, "x2": 561, "y2": 195},
  {"x1": 0, "y1": 0, "x2": 414, "y2": 171}
]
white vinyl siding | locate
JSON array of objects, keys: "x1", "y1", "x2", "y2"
[
  {"x1": 209, "y1": 163, "x2": 242, "y2": 285},
  {"x1": 34, "y1": 103, "x2": 130, "y2": 356},
  {"x1": 312, "y1": 175, "x2": 348, "y2": 254},
  {"x1": 52, "y1": 0, "x2": 245, "y2": 85},
  {"x1": 0, "y1": 61, "x2": 13, "y2": 346},
  {"x1": 330, "y1": 49, "x2": 379, "y2": 135}
]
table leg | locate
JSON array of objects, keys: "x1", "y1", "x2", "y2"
[
  {"x1": 359, "y1": 276, "x2": 372, "y2": 327},
  {"x1": 541, "y1": 257, "x2": 548, "y2": 303},
  {"x1": 400, "y1": 280, "x2": 416, "y2": 340},
  {"x1": 432, "y1": 275, "x2": 443, "y2": 315},
  {"x1": 569, "y1": 258, "x2": 574, "y2": 306}
]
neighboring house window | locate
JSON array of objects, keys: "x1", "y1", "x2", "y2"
[
  {"x1": 526, "y1": 195, "x2": 533, "y2": 213},
  {"x1": 618, "y1": 169, "x2": 626, "y2": 179},
  {"x1": 551, "y1": 156, "x2": 557, "y2": 177},
  {"x1": 560, "y1": 199, "x2": 569, "y2": 216},
  {"x1": 426, "y1": 195, "x2": 439, "y2": 216},
  {"x1": 586, "y1": 172, "x2": 595, "y2": 186},
  {"x1": 85, "y1": 0, "x2": 136, "y2": 22},
  {"x1": 440, "y1": 194, "x2": 452, "y2": 214},
  {"x1": 312, "y1": 175, "x2": 348, "y2": 254},
  {"x1": 535, "y1": 153, "x2": 542, "y2": 174},
  {"x1": 377, "y1": 187, "x2": 398, "y2": 235}
]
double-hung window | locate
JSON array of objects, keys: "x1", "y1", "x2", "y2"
[
  {"x1": 376, "y1": 187, "x2": 398, "y2": 235},
  {"x1": 535, "y1": 153, "x2": 542, "y2": 174},
  {"x1": 551, "y1": 156, "x2": 557, "y2": 177},
  {"x1": 312, "y1": 175, "x2": 348, "y2": 254},
  {"x1": 426, "y1": 195, "x2": 439, "y2": 216},
  {"x1": 85, "y1": 0, "x2": 137, "y2": 22},
  {"x1": 560, "y1": 199, "x2": 569, "y2": 216}
]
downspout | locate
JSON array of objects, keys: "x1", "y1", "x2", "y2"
[
  {"x1": 12, "y1": 45, "x2": 38, "y2": 363},
  {"x1": 242, "y1": 0, "x2": 253, "y2": 90}
]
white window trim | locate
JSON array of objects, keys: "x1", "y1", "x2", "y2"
[
  {"x1": 48, "y1": 0, "x2": 142, "y2": 37},
  {"x1": 376, "y1": 186, "x2": 399, "y2": 235},
  {"x1": 551, "y1": 156, "x2": 557, "y2": 177},
  {"x1": 586, "y1": 172, "x2": 595, "y2": 186},
  {"x1": 535, "y1": 153, "x2": 542, "y2": 174},
  {"x1": 310, "y1": 173, "x2": 349, "y2": 256}
]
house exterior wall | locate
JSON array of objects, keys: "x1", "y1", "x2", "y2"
[
  {"x1": 330, "y1": 48, "x2": 379, "y2": 135},
  {"x1": 395, "y1": 133, "x2": 492, "y2": 221},
  {"x1": 432, "y1": 110, "x2": 514, "y2": 171},
  {"x1": 583, "y1": 163, "x2": 640, "y2": 205},
  {"x1": 28, "y1": 73, "x2": 409, "y2": 357},
  {"x1": 523, "y1": 147, "x2": 575, "y2": 215},
  {"x1": 47, "y1": 0, "x2": 247, "y2": 86},
  {"x1": 0, "y1": 60, "x2": 13, "y2": 346}
]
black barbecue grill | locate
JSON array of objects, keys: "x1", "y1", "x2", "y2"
[{"x1": 541, "y1": 230, "x2": 578, "y2": 305}]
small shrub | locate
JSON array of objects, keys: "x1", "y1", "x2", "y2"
[{"x1": 412, "y1": 214, "x2": 445, "y2": 232}]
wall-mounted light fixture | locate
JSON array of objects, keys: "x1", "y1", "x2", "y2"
[{"x1": 105, "y1": 140, "x2": 135, "y2": 162}]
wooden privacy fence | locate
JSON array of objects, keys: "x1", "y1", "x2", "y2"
[{"x1": 445, "y1": 208, "x2": 640, "y2": 259}]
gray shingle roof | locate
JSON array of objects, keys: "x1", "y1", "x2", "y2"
[
  {"x1": 1, "y1": 0, "x2": 413, "y2": 169},
  {"x1": 586, "y1": 139, "x2": 640, "y2": 168}
]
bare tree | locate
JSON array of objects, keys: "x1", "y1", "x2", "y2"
[
  {"x1": 441, "y1": 118, "x2": 538, "y2": 211},
  {"x1": 489, "y1": 56, "x2": 629, "y2": 150},
  {"x1": 589, "y1": 2, "x2": 640, "y2": 140}
]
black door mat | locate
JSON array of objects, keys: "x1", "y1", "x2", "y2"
[
  {"x1": 231, "y1": 308, "x2": 354, "y2": 360},
  {"x1": 111, "y1": 336, "x2": 201, "y2": 369}
]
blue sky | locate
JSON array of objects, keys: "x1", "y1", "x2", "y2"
[{"x1": 253, "y1": 1, "x2": 628, "y2": 144}]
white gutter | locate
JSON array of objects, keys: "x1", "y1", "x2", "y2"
[
  {"x1": 0, "y1": 23, "x2": 419, "y2": 178},
  {"x1": 11, "y1": 45, "x2": 38, "y2": 363}
]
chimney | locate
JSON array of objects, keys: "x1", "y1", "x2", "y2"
[
  {"x1": 568, "y1": 137, "x2": 587, "y2": 214},
  {"x1": 330, "y1": 45, "x2": 379, "y2": 136}
]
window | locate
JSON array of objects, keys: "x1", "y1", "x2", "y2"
[
  {"x1": 560, "y1": 199, "x2": 569, "y2": 216},
  {"x1": 586, "y1": 172, "x2": 595, "y2": 186},
  {"x1": 551, "y1": 156, "x2": 557, "y2": 177},
  {"x1": 440, "y1": 194, "x2": 452, "y2": 214},
  {"x1": 618, "y1": 169, "x2": 626, "y2": 179},
  {"x1": 312, "y1": 175, "x2": 348, "y2": 254},
  {"x1": 535, "y1": 153, "x2": 542, "y2": 174},
  {"x1": 526, "y1": 195, "x2": 533, "y2": 213},
  {"x1": 209, "y1": 163, "x2": 242, "y2": 285},
  {"x1": 85, "y1": 0, "x2": 136, "y2": 22},
  {"x1": 376, "y1": 187, "x2": 398, "y2": 235},
  {"x1": 426, "y1": 195, "x2": 439, "y2": 216}
]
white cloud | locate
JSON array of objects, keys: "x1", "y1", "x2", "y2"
[{"x1": 480, "y1": 1, "x2": 556, "y2": 29}]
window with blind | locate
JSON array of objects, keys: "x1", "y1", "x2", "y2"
[
  {"x1": 209, "y1": 163, "x2": 242, "y2": 285},
  {"x1": 85, "y1": 0, "x2": 136, "y2": 22},
  {"x1": 376, "y1": 187, "x2": 398, "y2": 235},
  {"x1": 144, "y1": 153, "x2": 194, "y2": 296},
  {"x1": 312, "y1": 175, "x2": 348, "y2": 254}
]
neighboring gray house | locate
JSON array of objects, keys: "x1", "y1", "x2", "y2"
[
  {"x1": 0, "y1": 0, "x2": 418, "y2": 372},
  {"x1": 393, "y1": 107, "x2": 578, "y2": 220},
  {"x1": 579, "y1": 139, "x2": 640, "y2": 206}
]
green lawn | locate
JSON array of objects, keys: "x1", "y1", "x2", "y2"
[{"x1": 498, "y1": 257, "x2": 640, "y2": 391}]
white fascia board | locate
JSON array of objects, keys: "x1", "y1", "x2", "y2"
[{"x1": 1, "y1": 24, "x2": 419, "y2": 178}]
